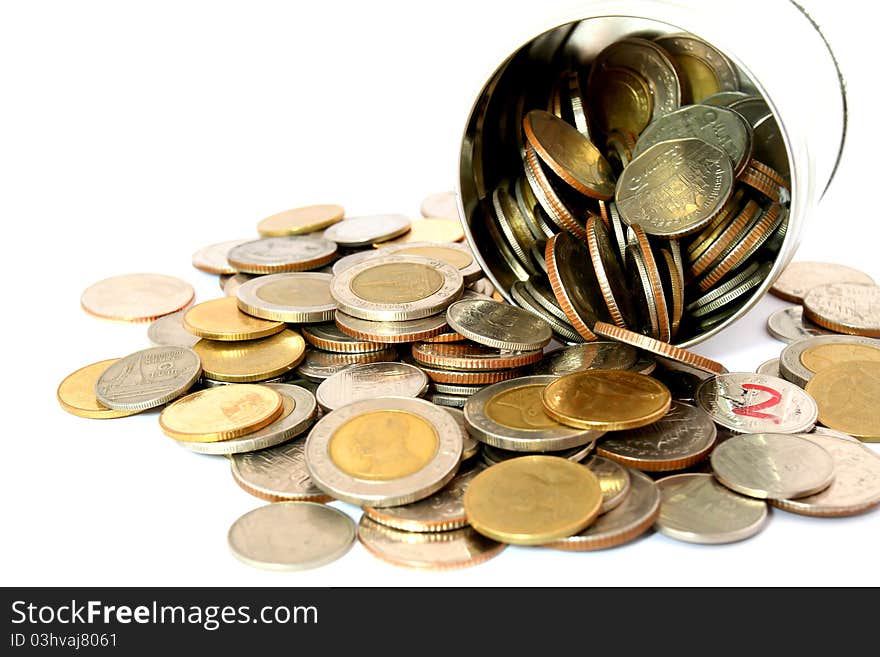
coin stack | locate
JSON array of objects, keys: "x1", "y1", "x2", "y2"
[{"x1": 477, "y1": 33, "x2": 789, "y2": 346}]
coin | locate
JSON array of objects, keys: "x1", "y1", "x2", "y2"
[
  {"x1": 193, "y1": 329, "x2": 306, "y2": 382},
  {"x1": 227, "y1": 236, "x2": 338, "y2": 274},
  {"x1": 295, "y1": 347, "x2": 397, "y2": 382},
  {"x1": 464, "y1": 455, "x2": 603, "y2": 545},
  {"x1": 711, "y1": 433, "x2": 835, "y2": 499},
  {"x1": 382, "y1": 241, "x2": 482, "y2": 284},
  {"x1": 446, "y1": 299, "x2": 552, "y2": 351},
  {"x1": 597, "y1": 401, "x2": 716, "y2": 472},
  {"x1": 542, "y1": 370, "x2": 671, "y2": 431},
  {"x1": 305, "y1": 396, "x2": 463, "y2": 506},
  {"x1": 81, "y1": 273, "x2": 194, "y2": 322},
  {"x1": 301, "y1": 322, "x2": 385, "y2": 353},
  {"x1": 363, "y1": 462, "x2": 484, "y2": 532},
  {"x1": 770, "y1": 261, "x2": 875, "y2": 303},
  {"x1": 491, "y1": 186, "x2": 538, "y2": 275},
  {"x1": 616, "y1": 138, "x2": 734, "y2": 238},
  {"x1": 659, "y1": 249, "x2": 684, "y2": 339},
  {"x1": 236, "y1": 272, "x2": 335, "y2": 323},
  {"x1": 411, "y1": 342, "x2": 542, "y2": 371},
  {"x1": 182, "y1": 297, "x2": 285, "y2": 341},
  {"x1": 191, "y1": 239, "x2": 250, "y2": 274},
  {"x1": 95, "y1": 346, "x2": 201, "y2": 411},
  {"x1": 628, "y1": 225, "x2": 671, "y2": 341},
  {"x1": 766, "y1": 306, "x2": 833, "y2": 343},
  {"x1": 653, "y1": 34, "x2": 739, "y2": 102},
  {"x1": 756, "y1": 358, "x2": 781, "y2": 377},
  {"x1": 415, "y1": 362, "x2": 524, "y2": 385},
  {"x1": 547, "y1": 469, "x2": 660, "y2": 551},
  {"x1": 530, "y1": 342, "x2": 638, "y2": 376},
  {"x1": 779, "y1": 335, "x2": 880, "y2": 387},
  {"x1": 357, "y1": 516, "x2": 505, "y2": 570},
  {"x1": 582, "y1": 456, "x2": 632, "y2": 514},
  {"x1": 147, "y1": 310, "x2": 201, "y2": 348},
  {"x1": 331, "y1": 255, "x2": 463, "y2": 321},
  {"x1": 587, "y1": 215, "x2": 633, "y2": 329},
  {"x1": 625, "y1": 244, "x2": 661, "y2": 339},
  {"x1": 322, "y1": 214, "x2": 412, "y2": 247},
  {"x1": 688, "y1": 261, "x2": 770, "y2": 319},
  {"x1": 702, "y1": 90, "x2": 749, "y2": 107},
  {"x1": 314, "y1": 361, "x2": 428, "y2": 411},
  {"x1": 588, "y1": 65, "x2": 653, "y2": 137},
  {"x1": 465, "y1": 376, "x2": 602, "y2": 452},
  {"x1": 523, "y1": 109, "x2": 615, "y2": 200},
  {"x1": 654, "y1": 473, "x2": 768, "y2": 544},
  {"x1": 425, "y1": 391, "x2": 468, "y2": 408},
  {"x1": 802, "y1": 283, "x2": 880, "y2": 337},
  {"x1": 228, "y1": 502, "x2": 355, "y2": 571},
  {"x1": 685, "y1": 188, "x2": 746, "y2": 263},
  {"x1": 509, "y1": 282, "x2": 583, "y2": 343},
  {"x1": 231, "y1": 437, "x2": 330, "y2": 503},
  {"x1": 443, "y1": 407, "x2": 480, "y2": 460},
  {"x1": 805, "y1": 361, "x2": 880, "y2": 441},
  {"x1": 729, "y1": 96, "x2": 772, "y2": 126},
  {"x1": 420, "y1": 191, "x2": 459, "y2": 219},
  {"x1": 649, "y1": 361, "x2": 711, "y2": 402},
  {"x1": 480, "y1": 442, "x2": 595, "y2": 466},
  {"x1": 545, "y1": 232, "x2": 610, "y2": 340},
  {"x1": 593, "y1": 322, "x2": 727, "y2": 375},
  {"x1": 159, "y1": 384, "x2": 283, "y2": 442},
  {"x1": 375, "y1": 218, "x2": 464, "y2": 247},
  {"x1": 810, "y1": 426, "x2": 861, "y2": 443},
  {"x1": 523, "y1": 143, "x2": 589, "y2": 241},
  {"x1": 223, "y1": 273, "x2": 257, "y2": 297},
  {"x1": 256, "y1": 204, "x2": 345, "y2": 237},
  {"x1": 523, "y1": 276, "x2": 567, "y2": 322},
  {"x1": 57, "y1": 359, "x2": 141, "y2": 419},
  {"x1": 335, "y1": 310, "x2": 449, "y2": 344}
]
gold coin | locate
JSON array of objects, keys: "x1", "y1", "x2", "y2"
[
  {"x1": 463, "y1": 455, "x2": 603, "y2": 545},
  {"x1": 801, "y1": 343, "x2": 880, "y2": 374},
  {"x1": 80, "y1": 273, "x2": 194, "y2": 323},
  {"x1": 486, "y1": 385, "x2": 559, "y2": 430},
  {"x1": 542, "y1": 370, "x2": 671, "y2": 431},
  {"x1": 193, "y1": 329, "x2": 306, "y2": 382},
  {"x1": 589, "y1": 66, "x2": 653, "y2": 137},
  {"x1": 350, "y1": 262, "x2": 443, "y2": 303},
  {"x1": 373, "y1": 218, "x2": 464, "y2": 247},
  {"x1": 805, "y1": 361, "x2": 880, "y2": 441},
  {"x1": 257, "y1": 204, "x2": 344, "y2": 237},
  {"x1": 329, "y1": 410, "x2": 440, "y2": 481},
  {"x1": 57, "y1": 359, "x2": 141, "y2": 419},
  {"x1": 389, "y1": 245, "x2": 473, "y2": 269},
  {"x1": 183, "y1": 297, "x2": 285, "y2": 341},
  {"x1": 159, "y1": 384, "x2": 283, "y2": 442}
]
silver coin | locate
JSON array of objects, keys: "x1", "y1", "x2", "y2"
[
  {"x1": 686, "y1": 260, "x2": 767, "y2": 315},
  {"x1": 230, "y1": 437, "x2": 329, "y2": 502},
  {"x1": 779, "y1": 334, "x2": 880, "y2": 387},
  {"x1": 531, "y1": 342, "x2": 638, "y2": 376},
  {"x1": 654, "y1": 473, "x2": 768, "y2": 544},
  {"x1": 771, "y1": 433, "x2": 880, "y2": 517},
  {"x1": 756, "y1": 358, "x2": 781, "y2": 377},
  {"x1": 608, "y1": 202, "x2": 628, "y2": 263},
  {"x1": 810, "y1": 426, "x2": 861, "y2": 443},
  {"x1": 694, "y1": 372, "x2": 818, "y2": 434},
  {"x1": 177, "y1": 384, "x2": 317, "y2": 455},
  {"x1": 357, "y1": 515, "x2": 505, "y2": 569},
  {"x1": 442, "y1": 407, "x2": 480, "y2": 460},
  {"x1": 432, "y1": 382, "x2": 485, "y2": 396},
  {"x1": 633, "y1": 354, "x2": 658, "y2": 376},
  {"x1": 425, "y1": 392, "x2": 468, "y2": 408},
  {"x1": 583, "y1": 455, "x2": 632, "y2": 514},
  {"x1": 227, "y1": 236, "x2": 338, "y2": 274},
  {"x1": 223, "y1": 273, "x2": 258, "y2": 297},
  {"x1": 446, "y1": 299, "x2": 552, "y2": 351},
  {"x1": 420, "y1": 191, "x2": 459, "y2": 219},
  {"x1": 334, "y1": 310, "x2": 449, "y2": 343},
  {"x1": 523, "y1": 276, "x2": 568, "y2": 322},
  {"x1": 492, "y1": 186, "x2": 538, "y2": 275},
  {"x1": 315, "y1": 361, "x2": 428, "y2": 411},
  {"x1": 235, "y1": 272, "x2": 335, "y2": 323},
  {"x1": 228, "y1": 501, "x2": 355, "y2": 571},
  {"x1": 728, "y1": 96, "x2": 772, "y2": 127},
  {"x1": 481, "y1": 441, "x2": 595, "y2": 466},
  {"x1": 191, "y1": 238, "x2": 250, "y2": 275},
  {"x1": 633, "y1": 105, "x2": 752, "y2": 175},
  {"x1": 626, "y1": 243, "x2": 661, "y2": 338},
  {"x1": 653, "y1": 33, "x2": 739, "y2": 101},
  {"x1": 331, "y1": 255, "x2": 463, "y2": 322},
  {"x1": 295, "y1": 347, "x2": 397, "y2": 382},
  {"x1": 362, "y1": 461, "x2": 485, "y2": 532},
  {"x1": 465, "y1": 375, "x2": 602, "y2": 452},
  {"x1": 597, "y1": 402, "x2": 717, "y2": 472},
  {"x1": 711, "y1": 432, "x2": 835, "y2": 500},
  {"x1": 467, "y1": 277, "x2": 496, "y2": 298},
  {"x1": 803, "y1": 283, "x2": 880, "y2": 337},
  {"x1": 199, "y1": 374, "x2": 289, "y2": 389},
  {"x1": 514, "y1": 176, "x2": 548, "y2": 241},
  {"x1": 305, "y1": 396, "x2": 463, "y2": 506},
  {"x1": 331, "y1": 248, "x2": 387, "y2": 276},
  {"x1": 771, "y1": 261, "x2": 875, "y2": 303},
  {"x1": 300, "y1": 322, "x2": 385, "y2": 354},
  {"x1": 547, "y1": 469, "x2": 659, "y2": 551},
  {"x1": 383, "y1": 241, "x2": 483, "y2": 284},
  {"x1": 147, "y1": 310, "x2": 200, "y2": 348},
  {"x1": 766, "y1": 306, "x2": 833, "y2": 343},
  {"x1": 95, "y1": 346, "x2": 201, "y2": 411},
  {"x1": 702, "y1": 90, "x2": 749, "y2": 107},
  {"x1": 509, "y1": 284, "x2": 584, "y2": 344},
  {"x1": 322, "y1": 214, "x2": 412, "y2": 247}
]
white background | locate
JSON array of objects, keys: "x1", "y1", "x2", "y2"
[{"x1": 1, "y1": 0, "x2": 878, "y2": 587}]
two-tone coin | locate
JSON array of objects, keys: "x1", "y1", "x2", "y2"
[
  {"x1": 779, "y1": 334, "x2": 880, "y2": 387},
  {"x1": 653, "y1": 34, "x2": 739, "y2": 102},
  {"x1": 805, "y1": 361, "x2": 880, "y2": 441},
  {"x1": 236, "y1": 272, "x2": 336, "y2": 323},
  {"x1": 382, "y1": 241, "x2": 482, "y2": 284}
]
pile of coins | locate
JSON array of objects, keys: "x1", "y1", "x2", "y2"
[{"x1": 472, "y1": 32, "x2": 790, "y2": 344}]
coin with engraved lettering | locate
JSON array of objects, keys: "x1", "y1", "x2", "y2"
[
  {"x1": 81, "y1": 273, "x2": 195, "y2": 323},
  {"x1": 588, "y1": 65, "x2": 654, "y2": 137},
  {"x1": 95, "y1": 346, "x2": 201, "y2": 411},
  {"x1": 296, "y1": 347, "x2": 397, "y2": 383},
  {"x1": 771, "y1": 433, "x2": 880, "y2": 517},
  {"x1": 465, "y1": 376, "x2": 603, "y2": 452},
  {"x1": 236, "y1": 272, "x2": 336, "y2": 323},
  {"x1": 305, "y1": 396, "x2": 463, "y2": 506},
  {"x1": 779, "y1": 334, "x2": 880, "y2": 387},
  {"x1": 228, "y1": 501, "x2": 355, "y2": 571},
  {"x1": 766, "y1": 306, "x2": 833, "y2": 343},
  {"x1": 443, "y1": 407, "x2": 480, "y2": 461},
  {"x1": 802, "y1": 283, "x2": 880, "y2": 338},
  {"x1": 357, "y1": 515, "x2": 505, "y2": 570},
  {"x1": 227, "y1": 236, "x2": 338, "y2": 274},
  {"x1": 446, "y1": 299, "x2": 552, "y2": 351},
  {"x1": 770, "y1": 262, "x2": 875, "y2": 303},
  {"x1": 711, "y1": 433, "x2": 834, "y2": 499},
  {"x1": 598, "y1": 402, "x2": 717, "y2": 471},
  {"x1": 686, "y1": 260, "x2": 768, "y2": 317},
  {"x1": 256, "y1": 204, "x2": 345, "y2": 237},
  {"x1": 301, "y1": 322, "x2": 385, "y2": 353},
  {"x1": 694, "y1": 372, "x2": 817, "y2": 434},
  {"x1": 756, "y1": 358, "x2": 781, "y2": 378},
  {"x1": 322, "y1": 214, "x2": 412, "y2": 247},
  {"x1": 57, "y1": 359, "x2": 142, "y2": 419},
  {"x1": 231, "y1": 438, "x2": 329, "y2": 503},
  {"x1": 420, "y1": 191, "x2": 459, "y2": 219},
  {"x1": 191, "y1": 239, "x2": 251, "y2": 275},
  {"x1": 315, "y1": 361, "x2": 428, "y2": 411},
  {"x1": 805, "y1": 361, "x2": 880, "y2": 441},
  {"x1": 334, "y1": 310, "x2": 449, "y2": 344},
  {"x1": 193, "y1": 329, "x2": 306, "y2": 382},
  {"x1": 531, "y1": 342, "x2": 638, "y2": 376},
  {"x1": 147, "y1": 310, "x2": 201, "y2": 348},
  {"x1": 654, "y1": 473, "x2": 768, "y2": 544},
  {"x1": 653, "y1": 34, "x2": 739, "y2": 102},
  {"x1": 547, "y1": 469, "x2": 659, "y2": 551}
]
